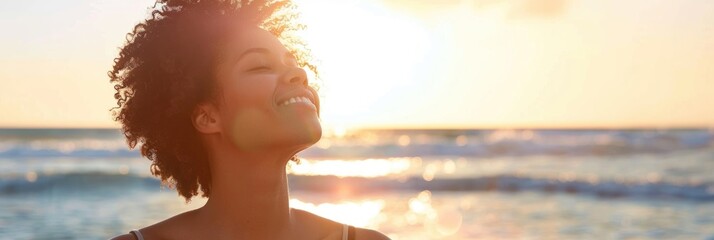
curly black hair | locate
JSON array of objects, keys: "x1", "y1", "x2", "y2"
[{"x1": 109, "y1": 0, "x2": 317, "y2": 202}]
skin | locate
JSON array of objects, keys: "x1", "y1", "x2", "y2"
[{"x1": 111, "y1": 28, "x2": 390, "y2": 240}]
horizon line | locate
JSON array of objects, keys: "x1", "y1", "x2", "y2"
[{"x1": 1, "y1": 125, "x2": 712, "y2": 131}]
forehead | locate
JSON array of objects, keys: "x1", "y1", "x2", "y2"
[{"x1": 225, "y1": 27, "x2": 291, "y2": 56}]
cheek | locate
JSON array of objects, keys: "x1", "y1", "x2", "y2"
[
  {"x1": 227, "y1": 108, "x2": 271, "y2": 150},
  {"x1": 219, "y1": 75, "x2": 278, "y2": 148},
  {"x1": 223, "y1": 74, "x2": 276, "y2": 105}
]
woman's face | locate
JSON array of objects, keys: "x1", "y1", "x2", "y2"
[{"x1": 212, "y1": 27, "x2": 321, "y2": 153}]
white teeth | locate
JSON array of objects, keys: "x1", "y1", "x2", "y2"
[{"x1": 279, "y1": 96, "x2": 315, "y2": 107}]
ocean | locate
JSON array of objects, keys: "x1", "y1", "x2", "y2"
[{"x1": 0, "y1": 128, "x2": 713, "y2": 239}]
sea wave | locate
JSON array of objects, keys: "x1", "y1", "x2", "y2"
[
  {"x1": 295, "y1": 175, "x2": 714, "y2": 202},
  {"x1": 3, "y1": 172, "x2": 712, "y2": 202},
  {"x1": 0, "y1": 172, "x2": 159, "y2": 195},
  {"x1": 0, "y1": 138, "x2": 137, "y2": 158},
  {"x1": 1, "y1": 129, "x2": 711, "y2": 158}
]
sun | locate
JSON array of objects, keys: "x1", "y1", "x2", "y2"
[{"x1": 292, "y1": 0, "x2": 432, "y2": 131}]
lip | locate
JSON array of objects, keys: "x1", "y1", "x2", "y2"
[{"x1": 275, "y1": 88, "x2": 318, "y2": 109}]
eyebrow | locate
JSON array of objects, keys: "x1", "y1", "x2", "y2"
[
  {"x1": 234, "y1": 47, "x2": 270, "y2": 65},
  {"x1": 233, "y1": 48, "x2": 297, "y2": 66}
]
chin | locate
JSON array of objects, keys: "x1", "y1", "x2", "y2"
[
  {"x1": 309, "y1": 124, "x2": 323, "y2": 143},
  {"x1": 284, "y1": 119, "x2": 322, "y2": 149},
  {"x1": 301, "y1": 121, "x2": 323, "y2": 145}
]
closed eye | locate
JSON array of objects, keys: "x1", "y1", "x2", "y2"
[{"x1": 248, "y1": 66, "x2": 271, "y2": 72}]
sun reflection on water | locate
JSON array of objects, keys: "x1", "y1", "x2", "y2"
[
  {"x1": 289, "y1": 198, "x2": 385, "y2": 228},
  {"x1": 288, "y1": 158, "x2": 414, "y2": 178},
  {"x1": 405, "y1": 190, "x2": 464, "y2": 238}
]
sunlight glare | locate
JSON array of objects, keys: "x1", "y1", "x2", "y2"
[
  {"x1": 293, "y1": 0, "x2": 431, "y2": 129},
  {"x1": 290, "y1": 198, "x2": 385, "y2": 228},
  {"x1": 288, "y1": 158, "x2": 413, "y2": 178}
]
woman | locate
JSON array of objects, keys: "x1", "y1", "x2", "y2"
[{"x1": 109, "y1": 0, "x2": 389, "y2": 239}]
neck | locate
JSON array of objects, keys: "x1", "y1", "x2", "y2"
[{"x1": 199, "y1": 142, "x2": 296, "y2": 239}]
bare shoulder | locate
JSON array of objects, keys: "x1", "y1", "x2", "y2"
[
  {"x1": 354, "y1": 227, "x2": 391, "y2": 240},
  {"x1": 109, "y1": 233, "x2": 136, "y2": 240},
  {"x1": 291, "y1": 208, "x2": 342, "y2": 226},
  {"x1": 108, "y1": 209, "x2": 200, "y2": 240},
  {"x1": 291, "y1": 208, "x2": 390, "y2": 240}
]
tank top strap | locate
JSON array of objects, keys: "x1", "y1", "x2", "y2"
[
  {"x1": 342, "y1": 224, "x2": 356, "y2": 240},
  {"x1": 129, "y1": 229, "x2": 145, "y2": 240}
]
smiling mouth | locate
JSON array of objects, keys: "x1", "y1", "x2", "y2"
[{"x1": 278, "y1": 96, "x2": 317, "y2": 110}]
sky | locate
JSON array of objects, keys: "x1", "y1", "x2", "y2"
[{"x1": 0, "y1": 0, "x2": 712, "y2": 129}]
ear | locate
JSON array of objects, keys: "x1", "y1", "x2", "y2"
[{"x1": 192, "y1": 103, "x2": 221, "y2": 134}]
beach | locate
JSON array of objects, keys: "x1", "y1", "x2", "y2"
[{"x1": 1, "y1": 128, "x2": 713, "y2": 239}]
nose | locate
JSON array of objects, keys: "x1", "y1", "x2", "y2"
[{"x1": 283, "y1": 67, "x2": 308, "y2": 86}]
